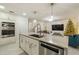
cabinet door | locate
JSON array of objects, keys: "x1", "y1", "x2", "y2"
[
  {"x1": 22, "y1": 37, "x2": 26, "y2": 50},
  {"x1": 20, "y1": 36, "x2": 26, "y2": 50},
  {"x1": 31, "y1": 40, "x2": 39, "y2": 55},
  {"x1": 29, "y1": 39, "x2": 39, "y2": 55},
  {"x1": 20, "y1": 36, "x2": 39, "y2": 55},
  {"x1": 28, "y1": 38, "x2": 33, "y2": 55},
  {"x1": 20, "y1": 36, "x2": 24, "y2": 48},
  {"x1": 25, "y1": 37, "x2": 29, "y2": 54},
  {"x1": 23, "y1": 37, "x2": 28, "y2": 52}
]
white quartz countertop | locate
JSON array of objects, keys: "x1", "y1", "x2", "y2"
[{"x1": 22, "y1": 33, "x2": 68, "y2": 49}]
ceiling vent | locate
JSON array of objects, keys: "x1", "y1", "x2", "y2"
[{"x1": 9, "y1": 10, "x2": 15, "y2": 14}]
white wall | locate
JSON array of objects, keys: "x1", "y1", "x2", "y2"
[
  {"x1": 16, "y1": 16, "x2": 28, "y2": 46},
  {"x1": 16, "y1": 16, "x2": 28, "y2": 35},
  {"x1": 0, "y1": 11, "x2": 28, "y2": 46}
]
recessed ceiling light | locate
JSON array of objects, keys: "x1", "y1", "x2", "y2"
[
  {"x1": 0, "y1": 5, "x2": 5, "y2": 9},
  {"x1": 33, "y1": 19, "x2": 37, "y2": 23},
  {"x1": 22, "y1": 13, "x2": 27, "y2": 16}
]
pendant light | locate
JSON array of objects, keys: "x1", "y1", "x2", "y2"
[
  {"x1": 33, "y1": 11, "x2": 37, "y2": 23},
  {"x1": 49, "y1": 3, "x2": 54, "y2": 21}
]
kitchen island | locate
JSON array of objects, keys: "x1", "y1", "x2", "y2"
[{"x1": 19, "y1": 33, "x2": 68, "y2": 55}]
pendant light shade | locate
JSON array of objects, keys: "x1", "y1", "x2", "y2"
[{"x1": 48, "y1": 3, "x2": 54, "y2": 21}]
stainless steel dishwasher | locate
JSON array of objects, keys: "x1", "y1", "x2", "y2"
[{"x1": 39, "y1": 41, "x2": 65, "y2": 55}]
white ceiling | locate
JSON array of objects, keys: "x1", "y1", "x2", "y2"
[
  {"x1": 0, "y1": 3, "x2": 51, "y2": 20},
  {"x1": 53, "y1": 3, "x2": 79, "y2": 19},
  {"x1": 0, "y1": 3, "x2": 79, "y2": 20}
]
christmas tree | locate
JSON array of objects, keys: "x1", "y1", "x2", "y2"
[{"x1": 64, "y1": 19, "x2": 76, "y2": 36}]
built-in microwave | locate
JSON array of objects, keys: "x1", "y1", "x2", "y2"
[{"x1": 52, "y1": 24, "x2": 64, "y2": 31}]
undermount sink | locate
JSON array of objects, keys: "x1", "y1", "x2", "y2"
[{"x1": 30, "y1": 34, "x2": 43, "y2": 38}]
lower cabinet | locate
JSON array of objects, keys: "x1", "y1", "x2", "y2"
[
  {"x1": 25, "y1": 38, "x2": 29, "y2": 53},
  {"x1": 20, "y1": 36, "x2": 23, "y2": 48},
  {"x1": 28, "y1": 38, "x2": 39, "y2": 55},
  {"x1": 20, "y1": 36, "x2": 26, "y2": 50},
  {"x1": 25, "y1": 38, "x2": 30, "y2": 54},
  {"x1": 20, "y1": 36, "x2": 39, "y2": 55}
]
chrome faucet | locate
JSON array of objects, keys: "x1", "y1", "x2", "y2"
[
  {"x1": 37, "y1": 23, "x2": 41, "y2": 36},
  {"x1": 33, "y1": 23, "x2": 41, "y2": 36}
]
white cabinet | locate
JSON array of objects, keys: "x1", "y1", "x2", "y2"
[
  {"x1": 30, "y1": 39, "x2": 39, "y2": 55},
  {"x1": 25, "y1": 37, "x2": 29, "y2": 53},
  {"x1": 20, "y1": 36, "x2": 23, "y2": 48},
  {"x1": 20, "y1": 35, "x2": 39, "y2": 55},
  {"x1": 22, "y1": 38, "x2": 26, "y2": 50},
  {"x1": 20, "y1": 36, "x2": 25, "y2": 50},
  {"x1": 28, "y1": 38, "x2": 39, "y2": 55}
]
